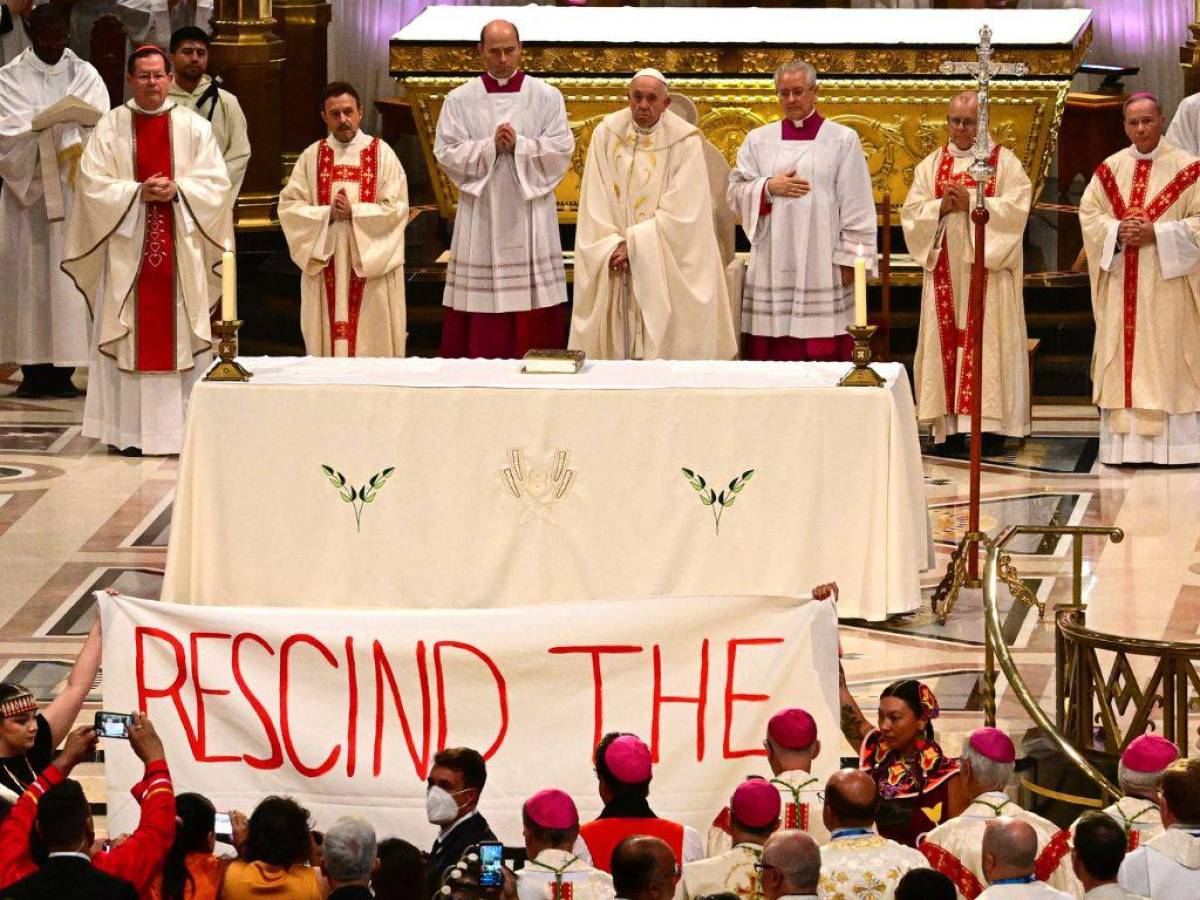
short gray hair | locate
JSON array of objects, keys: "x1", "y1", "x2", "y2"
[
  {"x1": 774, "y1": 60, "x2": 818, "y2": 90},
  {"x1": 1119, "y1": 760, "x2": 1167, "y2": 795},
  {"x1": 323, "y1": 816, "x2": 377, "y2": 882},
  {"x1": 961, "y1": 741, "x2": 1015, "y2": 792}
]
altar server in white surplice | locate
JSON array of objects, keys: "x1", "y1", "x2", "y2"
[
  {"x1": 434, "y1": 19, "x2": 572, "y2": 359},
  {"x1": 0, "y1": 6, "x2": 108, "y2": 398},
  {"x1": 903, "y1": 91, "x2": 1032, "y2": 450},
  {"x1": 976, "y1": 820, "x2": 1075, "y2": 900},
  {"x1": 518, "y1": 790, "x2": 615, "y2": 900},
  {"x1": 683, "y1": 779, "x2": 779, "y2": 900},
  {"x1": 62, "y1": 46, "x2": 231, "y2": 456},
  {"x1": 572, "y1": 68, "x2": 737, "y2": 361},
  {"x1": 280, "y1": 81, "x2": 408, "y2": 358},
  {"x1": 1079, "y1": 92, "x2": 1200, "y2": 466},
  {"x1": 727, "y1": 59, "x2": 876, "y2": 362}
]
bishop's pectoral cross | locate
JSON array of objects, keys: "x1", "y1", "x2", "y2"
[{"x1": 939, "y1": 25, "x2": 1028, "y2": 200}]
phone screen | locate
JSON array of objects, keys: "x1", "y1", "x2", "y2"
[
  {"x1": 478, "y1": 841, "x2": 504, "y2": 887},
  {"x1": 94, "y1": 711, "x2": 132, "y2": 740},
  {"x1": 214, "y1": 813, "x2": 232, "y2": 841}
]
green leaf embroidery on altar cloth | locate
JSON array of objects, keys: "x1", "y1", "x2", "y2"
[
  {"x1": 320, "y1": 464, "x2": 395, "y2": 532},
  {"x1": 681, "y1": 467, "x2": 754, "y2": 535}
]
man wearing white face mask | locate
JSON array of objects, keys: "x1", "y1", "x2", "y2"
[{"x1": 425, "y1": 747, "x2": 497, "y2": 897}]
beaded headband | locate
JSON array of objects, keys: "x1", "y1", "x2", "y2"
[{"x1": 0, "y1": 692, "x2": 36, "y2": 719}]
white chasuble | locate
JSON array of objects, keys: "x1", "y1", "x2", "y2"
[
  {"x1": 919, "y1": 792, "x2": 1081, "y2": 899},
  {"x1": 62, "y1": 100, "x2": 231, "y2": 454},
  {"x1": 0, "y1": 47, "x2": 109, "y2": 367},
  {"x1": 707, "y1": 770, "x2": 828, "y2": 857},
  {"x1": 1119, "y1": 826, "x2": 1200, "y2": 897},
  {"x1": 727, "y1": 113, "x2": 877, "y2": 339},
  {"x1": 517, "y1": 849, "x2": 615, "y2": 900},
  {"x1": 682, "y1": 842, "x2": 762, "y2": 900},
  {"x1": 434, "y1": 72, "x2": 571, "y2": 313},
  {"x1": 572, "y1": 108, "x2": 737, "y2": 360},
  {"x1": 818, "y1": 830, "x2": 929, "y2": 900},
  {"x1": 279, "y1": 130, "x2": 408, "y2": 358},
  {"x1": 1079, "y1": 140, "x2": 1200, "y2": 464},
  {"x1": 902, "y1": 143, "x2": 1032, "y2": 442},
  {"x1": 1070, "y1": 796, "x2": 1163, "y2": 852}
]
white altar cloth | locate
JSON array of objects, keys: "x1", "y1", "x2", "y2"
[
  {"x1": 392, "y1": 6, "x2": 1090, "y2": 49},
  {"x1": 162, "y1": 357, "x2": 928, "y2": 621}
]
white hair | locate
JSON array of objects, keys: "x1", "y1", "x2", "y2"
[
  {"x1": 1119, "y1": 761, "x2": 1167, "y2": 796},
  {"x1": 961, "y1": 742, "x2": 1015, "y2": 792},
  {"x1": 323, "y1": 816, "x2": 377, "y2": 882},
  {"x1": 774, "y1": 60, "x2": 818, "y2": 90}
]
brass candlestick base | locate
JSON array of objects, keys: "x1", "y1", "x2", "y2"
[
  {"x1": 206, "y1": 320, "x2": 253, "y2": 382},
  {"x1": 838, "y1": 324, "x2": 885, "y2": 387}
]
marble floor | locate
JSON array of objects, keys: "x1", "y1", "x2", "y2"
[{"x1": 1, "y1": 363, "x2": 1196, "y2": 817}]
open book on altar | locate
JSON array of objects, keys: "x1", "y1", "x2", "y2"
[{"x1": 32, "y1": 96, "x2": 103, "y2": 132}]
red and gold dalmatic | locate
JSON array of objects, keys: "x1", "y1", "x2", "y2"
[
  {"x1": 1093, "y1": 156, "x2": 1200, "y2": 407},
  {"x1": 931, "y1": 144, "x2": 1001, "y2": 415},
  {"x1": 132, "y1": 110, "x2": 175, "y2": 372},
  {"x1": 315, "y1": 136, "x2": 379, "y2": 357}
]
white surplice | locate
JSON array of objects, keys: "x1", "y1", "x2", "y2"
[
  {"x1": 706, "y1": 769, "x2": 828, "y2": 857},
  {"x1": 727, "y1": 112, "x2": 877, "y2": 340},
  {"x1": 1118, "y1": 826, "x2": 1200, "y2": 897},
  {"x1": 0, "y1": 47, "x2": 109, "y2": 367},
  {"x1": 434, "y1": 72, "x2": 571, "y2": 313},
  {"x1": 167, "y1": 75, "x2": 250, "y2": 198},
  {"x1": 62, "y1": 100, "x2": 231, "y2": 454},
  {"x1": 902, "y1": 142, "x2": 1032, "y2": 442},
  {"x1": 1079, "y1": 139, "x2": 1200, "y2": 465},
  {"x1": 517, "y1": 849, "x2": 615, "y2": 900},
  {"x1": 279, "y1": 129, "x2": 408, "y2": 358},
  {"x1": 977, "y1": 882, "x2": 1075, "y2": 900},
  {"x1": 682, "y1": 842, "x2": 761, "y2": 900},
  {"x1": 818, "y1": 829, "x2": 929, "y2": 900},
  {"x1": 572, "y1": 108, "x2": 737, "y2": 360}
]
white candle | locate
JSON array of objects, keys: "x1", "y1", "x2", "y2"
[
  {"x1": 854, "y1": 243, "x2": 867, "y2": 327},
  {"x1": 221, "y1": 240, "x2": 237, "y2": 322}
]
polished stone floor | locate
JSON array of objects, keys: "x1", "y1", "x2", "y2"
[{"x1": 1, "y1": 363, "x2": 1194, "y2": 813}]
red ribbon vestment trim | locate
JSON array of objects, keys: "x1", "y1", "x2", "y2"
[
  {"x1": 931, "y1": 145, "x2": 1000, "y2": 415},
  {"x1": 316, "y1": 137, "x2": 380, "y2": 357},
  {"x1": 1094, "y1": 157, "x2": 1200, "y2": 407},
  {"x1": 1034, "y1": 830, "x2": 1072, "y2": 883},
  {"x1": 920, "y1": 840, "x2": 985, "y2": 899},
  {"x1": 133, "y1": 111, "x2": 176, "y2": 372}
]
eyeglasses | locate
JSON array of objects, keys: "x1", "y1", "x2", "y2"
[{"x1": 133, "y1": 73, "x2": 169, "y2": 84}]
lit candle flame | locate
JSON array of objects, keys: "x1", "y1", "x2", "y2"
[{"x1": 856, "y1": 243, "x2": 863, "y2": 257}]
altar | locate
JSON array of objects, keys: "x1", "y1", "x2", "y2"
[
  {"x1": 389, "y1": 6, "x2": 1092, "y2": 220},
  {"x1": 162, "y1": 358, "x2": 929, "y2": 621}
]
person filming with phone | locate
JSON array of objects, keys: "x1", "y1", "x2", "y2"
[
  {"x1": 0, "y1": 712, "x2": 177, "y2": 897},
  {"x1": 425, "y1": 747, "x2": 498, "y2": 897}
]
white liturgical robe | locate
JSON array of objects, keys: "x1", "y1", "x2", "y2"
[
  {"x1": 62, "y1": 100, "x2": 231, "y2": 454},
  {"x1": 0, "y1": 47, "x2": 108, "y2": 367},
  {"x1": 902, "y1": 142, "x2": 1032, "y2": 442},
  {"x1": 707, "y1": 770, "x2": 829, "y2": 857},
  {"x1": 1079, "y1": 140, "x2": 1200, "y2": 465},
  {"x1": 167, "y1": 75, "x2": 250, "y2": 197},
  {"x1": 818, "y1": 828, "x2": 928, "y2": 900},
  {"x1": 919, "y1": 792, "x2": 1080, "y2": 899},
  {"x1": 682, "y1": 842, "x2": 762, "y2": 900},
  {"x1": 572, "y1": 108, "x2": 737, "y2": 360},
  {"x1": 1168, "y1": 94, "x2": 1200, "y2": 157},
  {"x1": 279, "y1": 129, "x2": 408, "y2": 358},
  {"x1": 120, "y1": 0, "x2": 212, "y2": 47},
  {"x1": 1118, "y1": 826, "x2": 1200, "y2": 897},
  {"x1": 977, "y1": 882, "x2": 1075, "y2": 900},
  {"x1": 434, "y1": 71, "x2": 571, "y2": 313},
  {"x1": 517, "y1": 849, "x2": 615, "y2": 900},
  {"x1": 727, "y1": 111, "x2": 877, "y2": 340},
  {"x1": 1070, "y1": 797, "x2": 1163, "y2": 850}
]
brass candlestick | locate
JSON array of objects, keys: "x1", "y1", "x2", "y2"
[
  {"x1": 838, "y1": 324, "x2": 885, "y2": 387},
  {"x1": 206, "y1": 320, "x2": 253, "y2": 382}
]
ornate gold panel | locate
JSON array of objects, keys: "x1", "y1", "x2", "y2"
[{"x1": 403, "y1": 77, "x2": 1070, "y2": 223}]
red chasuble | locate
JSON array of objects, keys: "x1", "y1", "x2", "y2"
[{"x1": 133, "y1": 110, "x2": 175, "y2": 372}]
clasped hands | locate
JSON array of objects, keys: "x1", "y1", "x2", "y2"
[
  {"x1": 767, "y1": 168, "x2": 811, "y2": 199},
  {"x1": 495, "y1": 122, "x2": 517, "y2": 153},
  {"x1": 1118, "y1": 215, "x2": 1156, "y2": 248},
  {"x1": 330, "y1": 187, "x2": 353, "y2": 223},
  {"x1": 140, "y1": 174, "x2": 177, "y2": 203},
  {"x1": 939, "y1": 182, "x2": 971, "y2": 216}
]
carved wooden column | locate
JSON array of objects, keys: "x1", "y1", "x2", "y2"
[
  {"x1": 272, "y1": 0, "x2": 331, "y2": 169},
  {"x1": 210, "y1": 0, "x2": 285, "y2": 229}
]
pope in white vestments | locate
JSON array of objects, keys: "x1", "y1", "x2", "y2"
[
  {"x1": 903, "y1": 92, "x2": 1032, "y2": 447},
  {"x1": 1079, "y1": 93, "x2": 1200, "y2": 465},
  {"x1": 434, "y1": 19, "x2": 572, "y2": 359},
  {"x1": 727, "y1": 60, "x2": 876, "y2": 362},
  {"x1": 0, "y1": 7, "x2": 108, "y2": 395},
  {"x1": 280, "y1": 83, "x2": 408, "y2": 358},
  {"x1": 571, "y1": 68, "x2": 737, "y2": 361},
  {"x1": 62, "y1": 46, "x2": 231, "y2": 455}
]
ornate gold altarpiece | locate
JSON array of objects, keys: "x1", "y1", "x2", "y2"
[{"x1": 389, "y1": 7, "x2": 1092, "y2": 222}]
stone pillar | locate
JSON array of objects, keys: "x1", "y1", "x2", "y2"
[
  {"x1": 209, "y1": 0, "x2": 286, "y2": 229},
  {"x1": 272, "y1": 0, "x2": 332, "y2": 167}
]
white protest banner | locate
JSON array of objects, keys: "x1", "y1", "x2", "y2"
[{"x1": 99, "y1": 592, "x2": 840, "y2": 845}]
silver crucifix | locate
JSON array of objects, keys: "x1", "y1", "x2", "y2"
[{"x1": 940, "y1": 25, "x2": 1028, "y2": 203}]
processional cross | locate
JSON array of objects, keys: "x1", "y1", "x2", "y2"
[{"x1": 930, "y1": 27, "x2": 1028, "y2": 623}]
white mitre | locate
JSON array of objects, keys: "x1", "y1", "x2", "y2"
[{"x1": 632, "y1": 67, "x2": 670, "y2": 90}]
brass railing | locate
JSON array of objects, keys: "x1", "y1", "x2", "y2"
[{"x1": 981, "y1": 525, "x2": 1125, "y2": 803}]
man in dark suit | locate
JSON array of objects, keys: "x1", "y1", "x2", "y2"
[
  {"x1": 424, "y1": 746, "x2": 497, "y2": 897},
  {"x1": 0, "y1": 778, "x2": 137, "y2": 900}
]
